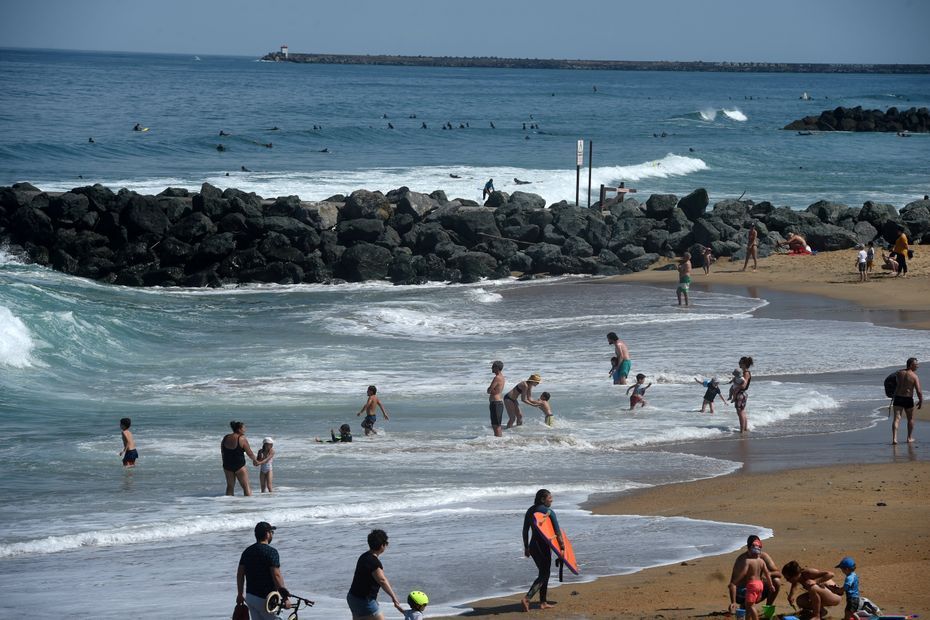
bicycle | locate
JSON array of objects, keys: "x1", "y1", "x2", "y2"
[{"x1": 265, "y1": 589, "x2": 315, "y2": 620}]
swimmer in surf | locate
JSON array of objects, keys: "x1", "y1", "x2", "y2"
[
  {"x1": 487, "y1": 360, "x2": 505, "y2": 437},
  {"x1": 357, "y1": 385, "x2": 389, "y2": 436}
]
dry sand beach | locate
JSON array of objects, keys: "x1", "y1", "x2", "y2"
[{"x1": 444, "y1": 249, "x2": 928, "y2": 619}]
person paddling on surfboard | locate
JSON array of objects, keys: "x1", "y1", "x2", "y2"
[{"x1": 522, "y1": 489, "x2": 562, "y2": 612}]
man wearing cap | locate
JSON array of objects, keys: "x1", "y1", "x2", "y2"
[
  {"x1": 237, "y1": 522, "x2": 290, "y2": 619},
  {"x1": 728, "y1": 536, "x2": 781, "y2": 614}
]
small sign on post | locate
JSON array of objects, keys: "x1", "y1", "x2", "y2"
[{"x1": 575, "y1": 139, "x2": 584, "y2": 205}]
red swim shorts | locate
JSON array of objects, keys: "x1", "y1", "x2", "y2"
[{"x1": 744, "y1": 579, "x2": 764, "y2": 605}]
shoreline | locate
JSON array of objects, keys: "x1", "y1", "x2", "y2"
[{"x1": 440, "y1": 261, "x2": 929, "y2": 618}]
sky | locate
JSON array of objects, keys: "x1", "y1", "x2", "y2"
[{"x1": 1, "y1": 0, "x2": 928, "y2": 64}]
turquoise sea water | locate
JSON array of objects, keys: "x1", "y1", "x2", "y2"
[
  {"x1": 1, "y1": 49, "x2": 930, "y2": 618},
  {"x1": 1, "y1": 48, "x2": 928, "y2": 207}
]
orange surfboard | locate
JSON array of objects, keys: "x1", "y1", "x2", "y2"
[{"x1": 532, "y1": 512, "x2": 579, "y2": 575}]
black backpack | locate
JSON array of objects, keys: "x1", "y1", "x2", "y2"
[{"x1": 884, "y1": 371, "x2": 899, "y2": 398}]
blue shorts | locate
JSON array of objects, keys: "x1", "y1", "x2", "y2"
[
  {"x1": 361, "y1": 415, "x2": 376, "y2": 430},
  {"x1": 346, "y1": 593, "x2": 379, "y2": 617},
  {"x1": 613, "y1": 359, "x2": 632, "y2": 382},
  {"x1": 122, "y1": 449, "x2": 138, "y2": 465}
]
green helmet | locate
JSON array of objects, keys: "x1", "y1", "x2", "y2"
[{"x1": 407, "y1": 590, "x2": 429, "y2": 607}]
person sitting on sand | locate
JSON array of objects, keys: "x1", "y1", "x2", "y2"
[
  {"x1": 776, "y1": 232, "x2": 809, "y2": 254},
  {"x1": 880, "y1": 251, "x2": 899, "y2": 273},
  {"x1": 782, "y1": 561, "x2": 842, "y2": 619}
]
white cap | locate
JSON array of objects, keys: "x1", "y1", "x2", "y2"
[{"x1": 263, "y1": 437, "x2": 274, "y2": 444}]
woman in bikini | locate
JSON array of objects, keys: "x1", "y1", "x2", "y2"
[
  {"x1": 734, "y1": 356, "x2": 753, "y2": 434},
  {"x1": 503, "y1": 373, "x2": 541, "y2": 429},
  {"x1": 221, "y1": 420, "x2": 258, "y2": 496},
  {"x1": 781, "y1": 561, "x2": 842, "y2": 619}
]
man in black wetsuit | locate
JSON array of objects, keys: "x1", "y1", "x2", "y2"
[{"x1": 237, "y1": 521, "x2": 290, "y2": 619}]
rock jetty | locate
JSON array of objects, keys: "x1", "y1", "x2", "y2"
[
  {"x1": 1, "y1": 182, "x2": 927, "y2": 287},
  {"x1": 784, "y1": 106, "x2": 929, "y2": 132}
]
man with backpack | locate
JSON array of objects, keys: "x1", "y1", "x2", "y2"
[{"x1": 889, "y1": 358, "x2": 922, "y2": 445}]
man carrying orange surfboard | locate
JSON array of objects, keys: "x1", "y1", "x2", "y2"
[{"x1": 521, "y1": 489, "x2": 563, "y2": 611}]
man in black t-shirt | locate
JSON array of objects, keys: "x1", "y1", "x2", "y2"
[
  {"x1": 237, "y1": 521, "x2": 289, "y2": 620},
  {"x1": 346, "y1": 529, "x2": 405, "y2": 619}
]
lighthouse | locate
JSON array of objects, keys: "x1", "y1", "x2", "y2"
[{"x1": 280, "y1": 44, "x2": 289, "y2": 59}]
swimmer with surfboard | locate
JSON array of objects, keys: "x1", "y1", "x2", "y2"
[{"x1": 522, "y1": 489, "x2": 577, "y2": 612}]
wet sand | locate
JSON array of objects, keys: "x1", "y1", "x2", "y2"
[{"x1": 440, "y1": 251, "x2": 928, "y2": 619}]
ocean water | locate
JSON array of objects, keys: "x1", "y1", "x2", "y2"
[
  {"x1": 2, "y1": 249, "x2": 929, "y2": 618},
  {"x1": 2, "y1": 49, "x2": 930, "y2": 618},
  {"x1": 1, "y1": 48, "x2": 929, "y2": 207}
]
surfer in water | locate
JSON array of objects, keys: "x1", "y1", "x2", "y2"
[
  {"x1": 522, "y1": 489, "x2": 563, "y2": 611},
  {"x1": 513, "y1": 178, "x2": 532, "y2": 185}
]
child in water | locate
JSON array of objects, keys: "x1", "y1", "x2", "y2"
[
  {"x1": 358, "y1": 385, "x2": 390, "y2": 436},
  {"x1": 608, "y1": 356, "x2": 621, "y2": 384},
  {"x1": 314, "y1": 424, "x2": 353, "y2": 443},
  {"x1": 119, "y1": 417, "x2": 138, "y2": 467},
  {"x1": 695, "y1": 377, "x2": 728, "y2": 413},
  {"x1": 626, "y1": 373, "x2": 651, "y2": 409},
  {"x1": 255, "y1": 437, "x2": 275, "y2": 493},
  {"x1": 532, "y1": 392, "x2": 555, "y2": 427}
]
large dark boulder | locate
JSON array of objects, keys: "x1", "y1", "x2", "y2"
[
  {"x1": 629, "y1": 253, "x2": 660, "y2": 272},
  {"x1": 257, "y1": 232, "x2": 302, "y2": 264},
  {"x1": 156, "y1": 237, "x2": 195, "y2": 266},
  {"x1": 159, "y1": 197, "x2": 192, "y2": 223},
  {"x1": 262, "y1": 216, "x2": 317, "y2": 242},
  {"x1": 562, "y1": 235, "x2": 594, "y2": 258},
  {"x1": 501, "y1": 224, "x2": 540, "y2": 243},
  {"x1": 507, "y1": 191, "x2": 546, "y2": 211},
  {"x1": 342, "y1": 190, "x2": 393, "y2": 221},
  {"x1": 645, "y1": 194, "x2": 678, "y2": 220},
  {"x1": 606, "y1": 199, "x2": 644, "y2": 220},
  {"x1": 666, "y1": 208, "x2": 693, "y2": 233},
  {"x1": 476, "y1": 236, "x2": 519, "y2": 261},
  {"x1": 396, "y1": 191, "x2": 437, "y2": 220},
  {"x1": 453, "y1": 251, "x2": 499, "y2": 282},
  {"x1": 484, "y1": 191, "x2": 509, "y2": 208},
  {"x1": 901, "y1": 200, "x2": 930, "y2": 238},
  {"x1": 551, "y1": 205, "x2": 589, "y2": 238},
  {"x1": 542, "y1": 224, "x2": 566, "y2": 246},
  {"x1": 428, "y1": 205, "x2": 500, "y2": 247},
  {"x1": 408, "y1": 223, "x2": 452, "y2": 254},
  {"x1": 376, "y1": 226, "x2": 402, "y2": 250},
  {"x1": 852, "y1": 221, "x2": 879, "y2": 244},
  {"x1": 804, "y1": 224, "x2": 859, "y2": 251},
  {"x1": 677, "y1": 188, "x2": 709, "y2": 221},
  {"x1": 298, "y1": 201, "x2": 339, "y2": 230},
  {"x1": 692, "y1": 218, "x2": 722, "y2": 246},
  {"x1": 71, "y1": 184, "x2": 117, "y2": 212},
  {"x1": 218, "y1": 248, "x2": 266, "y2": 278},
  {"x1": 805, "y1": 200, "x2": 848, "y2": 225},
  {"x1": 336, "y1": 242, "x2": 393, "y2": 281},
  {"x1": 48, "y1": 192, "x2": 89, "y2": 226},
  {"x1": 11, "y1": 206, "x2": 54, "y2": 244},
  {"x1": 765, "y1": 207, "x2": 802, "y2": 234},
  {"x1": 667, "y1": 230, "x2": 695, "y2": 254},
  {"x1": 192, "y1": 233, "x2": 237, "y2": 266},
  {"x1": 712, "y1": 200, "x2": 750, "y2": 228},
  {"x1": 644, "y1": 229, "x2": 670, "y2": 254},
  {"x1": 337, "y1": 218, "x2": 385, "y2": 245},
  {"x1": 170, "y1": 212, "x2": 217, "y2": 242},
  {"x1": 123, "y1": 196, "x2": 170, "y2": 236},
  {"x1": 857, "y1": 201, "x2": 898, "y2": 228},
  {"x1": 265, "y1": 195, "x2": 302, "y2": 218}
]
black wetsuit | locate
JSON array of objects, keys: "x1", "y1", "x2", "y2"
[{"x1": 522, "y1": 505, "x2": 560, "y2": 604}]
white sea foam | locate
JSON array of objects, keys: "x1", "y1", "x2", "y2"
[
  {"x1": 722, "y1": 109, "x2": 748, "y2": 121},
  {"x1": 0, "y1": 306, "x2": 35, "y2": 368},
  {"x1": 466, "y1": 288, "x2": 503, "y2": 303},
  {"x1": 699, "y1": 108, "x2": 717, "y2": 121}
]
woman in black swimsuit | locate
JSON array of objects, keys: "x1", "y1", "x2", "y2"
[
  {"x1": 503, "y1": 374, "x2": 541, "y2": 429},
  {"x1": 734, "y1": 356, "x2": 753, "y2": 434},
  {"x1": 221, "y1": 420, "x2": 257, "y2": 496}
]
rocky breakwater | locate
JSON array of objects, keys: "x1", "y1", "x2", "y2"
[
  {"x1": 784, "y1": 106, "x2": 929, "y2": 132},
  {"x1": 1, "y1": 182, "x2": 928, "y2": 287}
]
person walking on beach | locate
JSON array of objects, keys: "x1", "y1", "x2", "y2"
[
  {"x1": 781, "y1": 561, "x2": 842, "y2": 619},
  {"x1": 892, "y1": 357, "x2": 922, "y2": 444},
  {"x1": 504, "y1": 374, "x2": 542, "y2": 428},
  {"x1": 346, "y1": 529, "x2": 405, "y2": 619},
  {"x1": 522, "y1": 489, "x2": 563, "y2": 612},
  {"x1": 742, "y1": 222, "x2": 759, "y2": 271},
  {"x1": 222, "y1": 421, "x2": 258, "y2": 496},
  {"x1": 891, "y1": 226, "x2": 909, "y2": 277},
  {"x1": 119, "y1": 417, "x2": 138, "y2": 467},
  {"x1": 728, "y1": 536, "x2": 782, "y2": 612},
  {"x1": 677, "y1": 252, "x2": 692, "y2": 306},
  {"x1": 358, "y1": 385, "x2": 390, "y2": 436},
  {"x1": 702, "y1": 246, "x2": 715, "y2": 275},
  {"x1": 488, "y1": 360, "x2": 505, "y2": 437},
  {"x1": 734, "y1": 356, "x2": 753, "y2": 434},
  {"x1": 237, "y1": 521, "x2": 291, "y2": 620},
  {"x1": 728, "y1": 538, "x2": 773, "y2": 620},
  {"x1": 607, "y1": 332, "x2": 631, "y2": 384}
]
